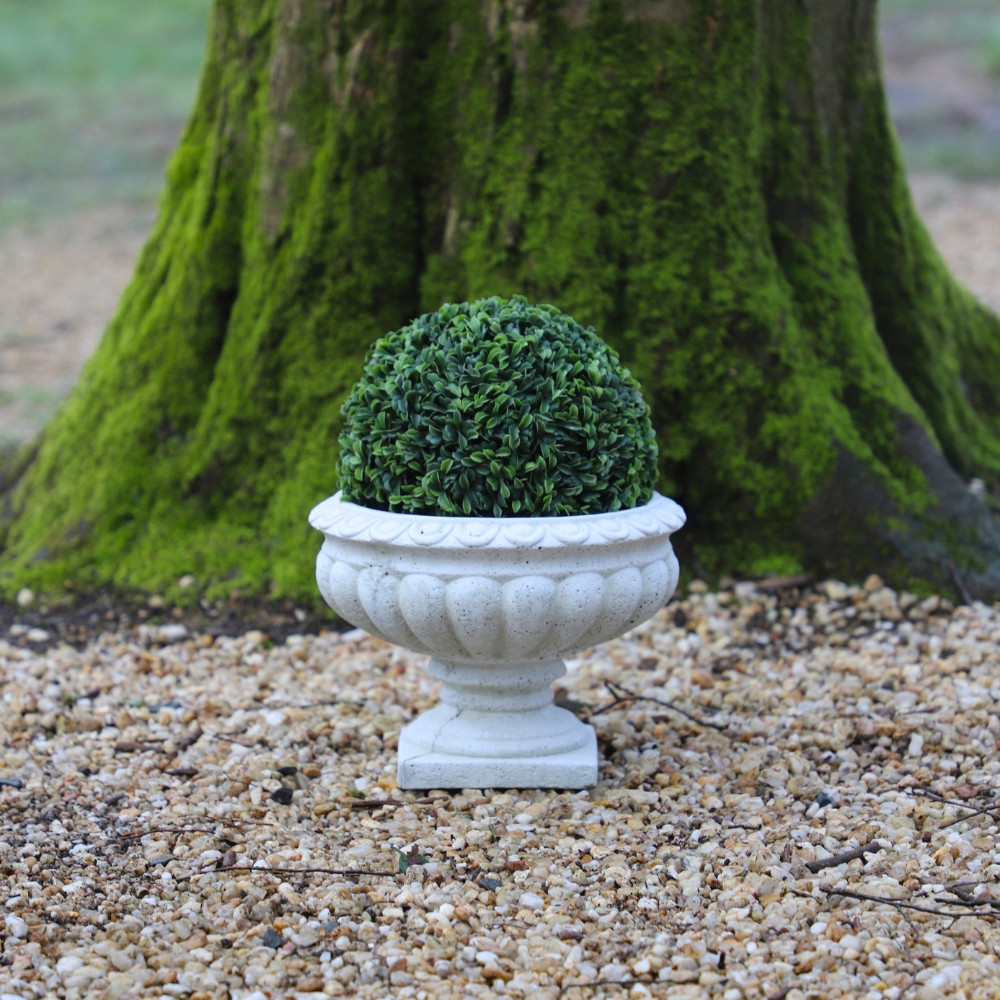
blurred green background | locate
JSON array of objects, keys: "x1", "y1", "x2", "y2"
[
  {"x1": 0, "y1": 0, "x2": 211, "y2": 228},
  {"x1": 881, "y1": 0, "x2": 1000, "y2": 178}
]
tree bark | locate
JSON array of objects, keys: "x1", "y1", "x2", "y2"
[{"x1": 3, "y1": 0, "x2": 1000, "y2": 604}]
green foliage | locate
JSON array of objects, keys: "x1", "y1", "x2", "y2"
[{"x1": 337, "y1": 296, "x2": 657, "y2": 517}]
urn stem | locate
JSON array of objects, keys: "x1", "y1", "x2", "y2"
[{"x1": 429, "y1": 658, "x2": 565, "y2": 713}]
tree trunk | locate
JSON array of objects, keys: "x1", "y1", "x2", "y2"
[{"x1": 3, "y1": 0, "x2": 1000, "y2": 604}]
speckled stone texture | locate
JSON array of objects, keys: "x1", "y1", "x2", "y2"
[{"x1": 6, "y1": 578, "x2": 1000, "y2": 998}]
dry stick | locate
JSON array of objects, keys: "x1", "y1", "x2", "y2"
[
  {"x1": 116, "y1": 825, "x2": 219, "y2": 842},
  {"x1": 588, "y1": 680, "x2": 729, "y2": 732},
  {"x1": 936, "y1": 888, "x2": 1000, "y2": 912},
  {"x1": 229, "y1": 699, "x2": 365, "y2": 712},
  {"x1": 805, "y1": 840, "x2": 884, "y2": 873},
  {"x1": 175, "y1": 727, "x2": 203, "y2": 752},
  {"x1": 913, "y1": 787, "x2": 979, "y2": 809},
  {"x1": 939, "y1": 801, "x2": 1000, "y2": 829},
  {"x1": 213, "y1": 733, "x2": 269, "y2": 748},
  {"x1": 349, "y1": 794, "x2": 450, "y2": 811},
  {"x1": 823, "y1": 886, "x2": 1000, "y2": 921},
  {"x1": 117, "y1": 816, "x2": 277, "y2": 842},
  {"x1": 914, "y1": 786, "x2": 1000, "y2": 829},
  {"x1": 176, "y1": 864, "x2": 398, "y2": 882}
]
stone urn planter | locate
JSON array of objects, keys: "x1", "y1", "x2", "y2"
[{"x1": 309, "y1": 490, "x2": 685, "y2": 789}]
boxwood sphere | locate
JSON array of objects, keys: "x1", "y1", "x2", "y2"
[{"x1": 337, "y1": 295, "x2": 658, "y2": 516}]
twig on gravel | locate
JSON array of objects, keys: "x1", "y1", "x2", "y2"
[
  {"x1": 349, "y1": 797, "x2": 406, "y2": 810},
  {"x1": 822, "y1": 885, "x2": 1000, "y2": 921},
  {"x1": 588, "y1": 680, "x2": 729, "y2": 732},
  {"x1": 117, "y1": 817, "x2": 277, "y2": 842},
  {"x1": 349, "y1": 794, "x2": 449, "y2": 811},
  {"x1": 213, "y1": 733, "x2": 271, "y2": 748},
  {"x1": 913, "y1": 787, "x2": 964, "y2": 805},
  {"x1": 176, "y1": 864, "x2": 398, "y2": 882},
  {"x1": 174, "y1": 727, "x2": 203, "y2": 752},
  {"x1": 913, "y1": 785, "x2": 1000, "y2": 828},
  {"x1": 936, "y1": 886, "x2": 1000, "y2": 912},
  {"x1": 114, "y1": 739, "x2": 168, "y2": 752},
  {"x1": 939, "y1": 800, "x2": 1000, "y2": 829},
  {"x1": 116, "y1": 825, "x2": 218, "y2": 841},
  {"x1": 804, "y1": 840, "x2": 886, "y2": 873},
  {"x1": 230, "y1": 699, "x2": 365, "y2": 712}
]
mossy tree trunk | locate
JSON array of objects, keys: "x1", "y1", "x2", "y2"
[{"x1": 3, "y1": 0, "x2": 1000, "y2": 604}]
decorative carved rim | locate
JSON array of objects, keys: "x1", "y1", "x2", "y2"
[{"x1": 309, "y1": 491, "x2": 685, "y2": 550}]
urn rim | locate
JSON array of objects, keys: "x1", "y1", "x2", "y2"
[{"x1": 309, "y1": 489, "x2": 685, "y2": 551}]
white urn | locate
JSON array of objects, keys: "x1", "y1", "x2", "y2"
[{"x1": 309, "y1": 491, "x2": 685, "y2": 789}]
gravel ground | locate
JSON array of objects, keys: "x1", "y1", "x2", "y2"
[{"x1": 3, "y1": 577, "x2": 1000, "y2": 1000}]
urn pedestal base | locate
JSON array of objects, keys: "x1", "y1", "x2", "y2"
[
  {"x1": 398, "y1": 707, "x2": 597, "y2": 790},
  {"x1": 397, "y1": 657, "x2": 597, "y2": 789}
]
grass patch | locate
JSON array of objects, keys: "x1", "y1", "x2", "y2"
[{"x1": 0, "y1": 0, "x2": 211, "y2": 228}]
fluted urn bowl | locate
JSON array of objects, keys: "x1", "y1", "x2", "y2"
[{"x1": 309, "y1": 490, "x2": 685, "y2": 789}]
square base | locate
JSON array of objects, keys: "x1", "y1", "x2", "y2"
[{"x1": 397, "y1": 728, "x2": 598, "y2": 790}]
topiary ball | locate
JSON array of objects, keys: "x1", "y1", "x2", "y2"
[{"x1": 336, "y1": 295, "x2": 658, "y2": 516}]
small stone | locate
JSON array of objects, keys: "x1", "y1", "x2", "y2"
[
  {"x1": 290, "y1": 926, "x2": 321, "y2": 947},
  {"x1": 481, "y1": 966, "x2": 512, "y2": 982},
  {"x1": 56, "y1": 955, "x2": 84, "y2": 976},
  {"x1": 4, "y1": 914, "x2": 28, "y2": 938},
  {"x1": 819, "y1": 580, "x2": 850, "y2": 601},
  {"x1": 597, "y1": 963, "x2": 631, "y2": 982},
  {"x1": 26, "y1": 628, "x2": 50, "y2": 643},
  {"x1": 269, "y1": 787, "x2": 294, "y2": 805},
  {"x1": 262, "y1": 927, "x2": 283, "y2": 948},
  {"x1": 15, "y1": 588, "x2": 34, "y2": 608},
  {"x1": 109, "y1": 949, "x2": 134, "y2": 971},
  {"x1": 177, "y1": 575, "x2": 197, "y2": 589},
  {"x1": 518, "y1": 891, "x2": 545, "y2": 910},
  {"x1": 156, "y1": 624, "x2": 189, "y2": 644}
]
